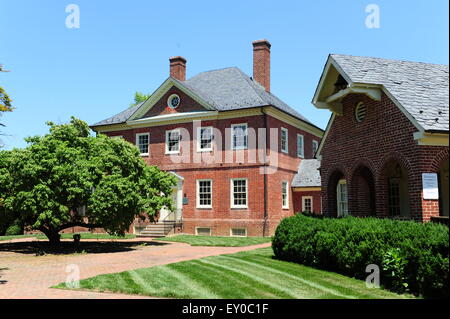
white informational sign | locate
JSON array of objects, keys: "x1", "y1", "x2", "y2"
[{"x1": 422, "y1": 173, "x2": 439, "y2": 200}]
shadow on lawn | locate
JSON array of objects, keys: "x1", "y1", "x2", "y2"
[{"x1": 0, "y1": 240, "x2": 169, "y2": 256}]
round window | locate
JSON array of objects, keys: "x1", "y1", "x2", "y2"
[
  {"x1": 167, "y1": 94, "x2": 180, "y2": 109},
  {"x1": 355, "y1": 102, "x2": 367, "y2": 122}
]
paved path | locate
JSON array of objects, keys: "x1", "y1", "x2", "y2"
[{"x1": 0, "y1": 238, "x2": 270, "y2": 299}]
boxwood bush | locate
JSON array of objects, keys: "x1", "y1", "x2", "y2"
[{"x1": 272, "y1": 214, "x2": 449, "y2": 298}]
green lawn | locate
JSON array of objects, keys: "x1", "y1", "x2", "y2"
[
  {"x1": 54, "y1": 247, "x2": 413, "y2": 299},
  {"x1": 0, "y1": 233, "x2": 136, "y2": 241},
  {"x1": 156, "y1": 235, "x2": 271, "y2": 247}
]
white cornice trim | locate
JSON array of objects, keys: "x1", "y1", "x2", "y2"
[
  {"x1": 315, "y1": 113, "x2": 335, "y2": 158},
  {"x1": 413, "y1": 131, "x2": 449, "y2": 146},
  {"x1": 128, "y1": 78, "x2": 216, "y2": 121},
  {"x1": 127, "y1": 111, "x2": 219, "y2": 127},
  {"x1": 263, "y1": 106, "x2": 324, "y2": 138}
]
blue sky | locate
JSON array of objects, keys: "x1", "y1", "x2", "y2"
[{"x1": 0, "y1": 0, "x2": 448, "y2": 149}]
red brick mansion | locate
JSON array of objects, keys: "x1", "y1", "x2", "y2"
[{"x1": 91, "y1": 40, "x2": 323, "y2": 236}]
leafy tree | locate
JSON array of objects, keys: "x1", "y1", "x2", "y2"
[
  {"x1": 1, "y1": 64, "x2": 13, "y2": 145},
  {"x1": 0, "y1": 117, "x2": 176, "y2": 244},
  {"x1": 130, "y1": 91, "x2": 150, "y2": 107}
]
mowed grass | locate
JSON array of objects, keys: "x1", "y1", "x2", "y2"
[
  {"x1": 54, "y1": 247, "x2": 413, "y2": 299},
  {"x1": 0, "y1": 233, "x2": 136, "y2": 241},
  {"x1": 156, "y1": 235, "x2": 271, "y2": 247}
]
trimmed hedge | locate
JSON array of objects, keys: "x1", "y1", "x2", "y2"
[{"x1": 272, "y1": 214, "x2": 449, "y2": 298}]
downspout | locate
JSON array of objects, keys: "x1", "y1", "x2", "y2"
[{"x1": 262, "y1": 107, "x2": 269, "y2": 237}]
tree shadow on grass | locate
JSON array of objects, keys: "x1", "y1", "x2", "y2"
[{"x1": 0, "y1": 240, "x2": 169, "y2": 256}]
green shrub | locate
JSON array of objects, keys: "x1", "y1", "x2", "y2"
[
  {"x1": 272, "y1": 214, "x2": 449, "y2": 298},
  {"x1": 5, "y1": 224, "x2": 22, "y2": 236}
]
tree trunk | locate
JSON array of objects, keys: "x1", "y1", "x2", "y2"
[{"x1": 40, "y1": 227, "x2": 61, "y2": 245}]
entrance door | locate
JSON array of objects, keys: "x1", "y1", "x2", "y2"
[{"x1": 159, "y1": 176, "x2": 183, "y2": 222}]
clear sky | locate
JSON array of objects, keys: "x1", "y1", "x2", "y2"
[{"x1": 0, "y1": 0, "x2": 448, "y2": 149}]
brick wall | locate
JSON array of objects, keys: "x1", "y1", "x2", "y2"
[
  {"x1": 103, "y1": 95, "x2": 320, "y2": 235},
  {"x1": 320, "y1": 91, "x2": 448, "y2": 221}
]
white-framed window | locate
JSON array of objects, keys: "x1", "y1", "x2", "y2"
[
  {"x1": 302, "y1": 196, "x2": 313, "y2": 213},
  {"x1": 197, "y1": 126, "x2": 213, "y2": 152},
  {"x1": 312, "y1": 140, "x2": 319, "y2": 156},
  {"x1": 167, "y1": 94, "x2": 181, "y2": 109},
  {"x1": 196, "y1": 179, "x2": 212, "y2": 209},
  {"x1": 231, "y1": 123, "x2": 248, "y2": 150},
  {"x1": 136, "y1": 133, "x2": 149, "y2": 156},
  {"x1": 282, "y1": 181, "x2": 289, "y2": 209},
  {"x1": 230, "y1": 228, "x2": 247, "y2": 237},
  {"x1": 195, "y1": 227, "x2": 211, "y2": 236},
  {"x1": 297, "y1": 134, "x2": 304, "y2": 158},
  {"x1": 337, "y1": 179, "x2": 348, "y2": 217},
  {"x1": 165, "y1": 129, "x2": 181, "y2": 154},
  {"x1": 231, "y1": 178, "x2": 248, "y2": 209},
  {"x1": 281, "y1": 127, "x2": 288, "y2": 153}
]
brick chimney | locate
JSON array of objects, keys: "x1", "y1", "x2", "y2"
[
  {"x1": 252, "y1": 39, "x2": 271, "y2": 92},
  {"x1": 169, "y1": 56, "x2": 187, "y2": 81}
]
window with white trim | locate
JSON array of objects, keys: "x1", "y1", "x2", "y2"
[
  {"x1": 231, "y1": 123, "x2": 248, "y2": 150},
  {"x1": 302, "y1": 196, "x2": 313, "y2": 213},
  {"x1": 337, "y1": 179, "x2": 348, "y2": 217},
  {"x1": 282, "y1": 181, "x2": 289, "y2": 209},
  {"x1": 165, "y1": 129, "x2": 181, "y2": 154},
  {"x1": 231, "y1": 178, "x2": 248, "y2": 208},
  {"x1": 230, "y1": 228, "x2": 247, "y2": 237},
  {"x1": 136, "y1": 133, "x2": 149, "y2": 156},
  {"x1": 312, "y1": 140, "x2": 319, "y2": 156},
  {"x1": 281, "y1": 127, "x2": 288, "y2": 153},
  {"x1": 196, "y1": 179, "x2": 212, "y2": 208},
  {"x1": 197, "y1": 127, "x2": 213, "y2": 152},
  {"x1": 297, "y1": 134, "x2": 304, "y2": 158},
  {"x1": 196, "y1": 227, "x2": 211, "y2": 236}
]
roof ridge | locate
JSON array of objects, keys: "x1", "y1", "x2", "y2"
[
  {"x1": 187, "y1": 66, "x2": 241, "y2": 80},
  {"x1": 331, "y1": 53, "x2": 449, "y2": 67}
]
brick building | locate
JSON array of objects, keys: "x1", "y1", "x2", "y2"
[
  {"x1": 90, "y1": 40, "x2": 323, "y2": 236},
  {"x1": 312, "y1": 54, "x2": 449, "y2": 222}
]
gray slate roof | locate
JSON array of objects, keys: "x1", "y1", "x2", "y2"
[
  {"x1": 331, "y1": 54, "x2": 449, "y2": 132},
  {"x1": 292, "y1": 159, "x2": 321, "y2": 187},
  {"x1": 92, "y1": 67, "x2": 316, "y2": 127}
]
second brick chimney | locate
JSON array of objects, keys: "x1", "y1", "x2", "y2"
[
  {"x1": 169, "y1": 56, "x2": 187, "y2": 81},
  {"x1": 252, "y1": 39, "x2": 271, "y2": 92}
]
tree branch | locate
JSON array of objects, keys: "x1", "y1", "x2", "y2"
[{"x1": 57, "y1": 221, "x2": 102, "y2": 232}]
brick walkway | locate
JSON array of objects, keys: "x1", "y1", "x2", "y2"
[{"x1": 0, "y1": 238, "x2": 270, "y2": 299}]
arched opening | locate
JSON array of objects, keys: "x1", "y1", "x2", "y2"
[
  {"x1": 382, "y1": 160, "x2": 411, "y2": 217},
  {"x1": 351, "y1": 165, "x2": 376, "y2": 216},
  {"x1": 439, "y1": 159, "x2": 449, "y2": 217},
  {"x1": 327, "y1": 170, "x2": 347, "y2": 217}
]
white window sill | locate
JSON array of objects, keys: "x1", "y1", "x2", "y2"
[
  {"x1": 140, "y1": 153, "x2": 149, "y2": 157},
  {"x1": 196, "y1": 206, "x2": 213, "y2": 209},
  {"x1": 165, "y1": 151, "x2": 180, "y2": 155},
  {"x1": 231, "y1": 206, "x2": 248, "y2": 209},
  {"x1": 197, "y1": 149, "x2": 213, "y2": 153}
]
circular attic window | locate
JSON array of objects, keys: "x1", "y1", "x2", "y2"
[
  {"x1": 355, "y1": 102, "x2": 367, "y2": 122},
  {"x1": 167, "y1": 94, "x2": 181, "y2": 109}
]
